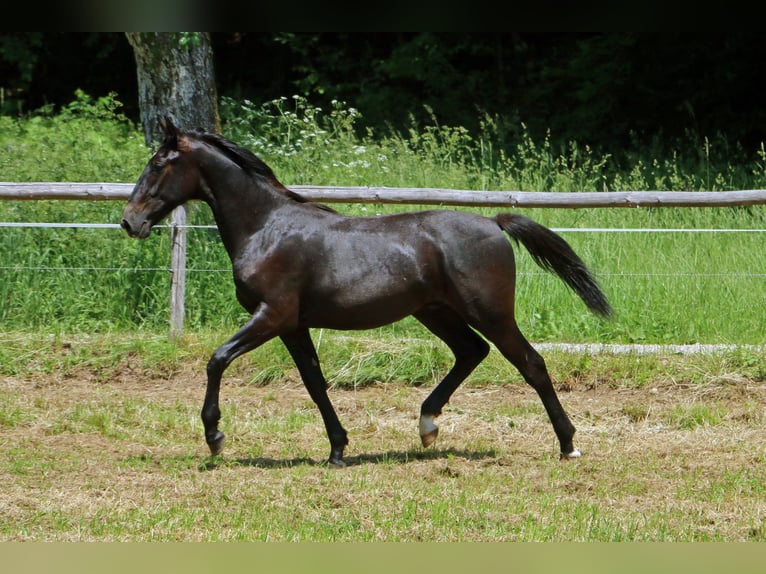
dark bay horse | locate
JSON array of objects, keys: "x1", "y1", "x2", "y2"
[{"x1": 121, "y1": 117, "x2": 612, "y2": 466}]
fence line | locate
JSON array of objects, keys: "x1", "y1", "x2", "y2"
[
  {"x1": 4, "y1": 222, "x2": 766, "y2": 234},
  {"x1": 3, "y1": 266, "x2": 764, "y2": 279},
  {"x1": 3, "y1": 183, "x2": 766, "y2": 339},
  {"x1": 3, "y1": 182, "x2": 766, "y2": 208}
]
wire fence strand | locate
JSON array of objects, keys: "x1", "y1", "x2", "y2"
[{"x1": 2, "y1": 223, "x2": 766, "y2": 276}]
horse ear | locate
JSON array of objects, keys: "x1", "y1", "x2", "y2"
[
  {"x1": 156, "y1": 115, "x2": 180, "y2": 149},
  {"x1": 158, "y1": 115, "x2": 179, "y2": 138}
]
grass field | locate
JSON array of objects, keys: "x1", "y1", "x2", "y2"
[
  {"x1": 2, "y1": 95, "x2": 766, "y2": 342},
  {"x1": 2, "y1": 202, "x2": 765, "y2": 344},
  {"x1": 1, "y1": 332, "x2": 765, "y2": 542},
  {"x1": 2, "y1": 96, "x2": 766, "y2": 545}
]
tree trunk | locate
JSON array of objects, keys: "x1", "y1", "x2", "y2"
[
  {"x1": 126, "y1": 32, "x2": 220, "y2": 341},
  {"x1": 125, "y1": 32, "x2": 220, "y2": 144}
]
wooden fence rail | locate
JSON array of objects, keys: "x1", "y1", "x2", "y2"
[
  {"x1": 3, "y1": 182, "x2": 766, "y2": 208},
  {"x1": 3, "y1": 182, "x2": 766, "y2": 339}
]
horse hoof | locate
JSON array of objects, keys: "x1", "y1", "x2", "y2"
[
  {"x1": 421, "y1": 429, "x2": 439, "y2": 448},
  {"x1": 419, "y1": 415, "x2": 439, "y2": 447},
  {"x1": 328, "y1": 457, "x2": 347, "y2": 468},
  {"x1": 560, "y1": 448, "x2": 581, "y2": 460},
  {"x1": 207, "y1": 432, "x2": 226, "y2": 456}
]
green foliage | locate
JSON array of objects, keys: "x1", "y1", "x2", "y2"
[
  {"x1": 4, "y1": 34, "x2": 766, "y2": 160},
  {"x1": 177, "y1": 32, "x2": 203, "y2": 50},
  {"x1": 220, "y1": 95, "x2": 368, "y2": 185},
  {"x1": 0, "y1": 91, "x2": 146, "y2": 183},
  {"x1": 2, "y1": 93, "x2": 766, "y2": 345},
  {"x1": 0, "y1": 32, "x2": 44, "y2": 85}
]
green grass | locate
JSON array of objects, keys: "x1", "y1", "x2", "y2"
[
  {"x1": 3, "y1": 330, "x2": 766, "y2": 391},
  {"x1": 1, "y1": 210, "x2": 764, "y2": 344},
  {"x1": 3, "y1": 398, "x2": 765, "y2": 541},
  {"x1": 2, "y1": 93, "x2": 766, "y2": 343},
  {"x1": 3, "y1": 95, "x2": 766, "y2": 542},
  {"x1": 665, "y1": 403, "x2": 726, "y2": 430}
]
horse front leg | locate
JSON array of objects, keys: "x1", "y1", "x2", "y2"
[
  {"x1": 202, "y1": 305, "x2": 280, "y2": 456},
  {"x1": 280, "y1": 329, "x2": 349, "y2": 467}
]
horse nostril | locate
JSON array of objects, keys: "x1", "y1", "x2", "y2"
[{"x1": 120, "y1": 219, "x2": 131, "y2": 233}]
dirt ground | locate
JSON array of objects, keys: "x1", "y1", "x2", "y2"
[
  {"x1": 15, "y1": 358, "x2": 762, "y2": 461},
  {"x1": 2, "y1": 360, "x2": 766, "y2": 541}
]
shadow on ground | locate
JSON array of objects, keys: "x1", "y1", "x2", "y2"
[{"x1": 194, "y1": 446, "x2": 498, "y2": 470}]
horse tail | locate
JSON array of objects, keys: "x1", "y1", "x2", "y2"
[{"x1": 495, "y1": 213, "x2": 612, "y2": 318}]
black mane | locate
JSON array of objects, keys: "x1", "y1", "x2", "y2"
[
  {"x1": 187, "y1": 129, "x2": 336, "y2": 212},
  {"x1": 196, "y1": 131, "x2": 278, "y2": 180}
]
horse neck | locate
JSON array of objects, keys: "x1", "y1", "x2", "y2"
[{"x1": 196, "y1": 153, "x2": 288, "y2": 256}]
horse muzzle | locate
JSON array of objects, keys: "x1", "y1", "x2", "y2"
[{"x1": 120, "y1": 216, "x2": 152, "y2": 239}]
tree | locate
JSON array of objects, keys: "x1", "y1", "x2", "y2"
[
  {"x1": 125, "y1": 32, "x2": 220, "y2": 144},
  {"x1": 125, "y1": 32, "x2": 220, "y2": 340}
]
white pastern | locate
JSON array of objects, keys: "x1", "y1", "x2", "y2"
[
  {"x1": 419, "y1": 415, "x2": 438, "y2": 437},
  {"x1": 561, "y1": 449, "x2": 582, "y2": 460},
  {"x1": 419, "y1": 414, "x2": 439, "y2": 447}
]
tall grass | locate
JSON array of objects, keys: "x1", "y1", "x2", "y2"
[{"x1": 1, "y1": 92, "x2": 765, "y2": 344}]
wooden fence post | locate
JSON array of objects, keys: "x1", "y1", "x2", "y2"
[{"x1": 169, "y1": 205, "x2": 187, "y2": 341}]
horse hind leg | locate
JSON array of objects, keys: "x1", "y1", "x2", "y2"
[
  {"x1": 414, "y1": 307, "x2": 490, "y2": 448},
  {"x1": 486, "y1": 323, "x2": 580, "y2": 459}
]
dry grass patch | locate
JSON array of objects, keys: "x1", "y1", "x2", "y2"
[{"x1": 2, "y1": 356, "x2": 766, "y2": 541}]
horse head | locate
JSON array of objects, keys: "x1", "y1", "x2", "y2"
[{"x1": 121, "y1": 116, "x2": 201, "y2": 239}]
